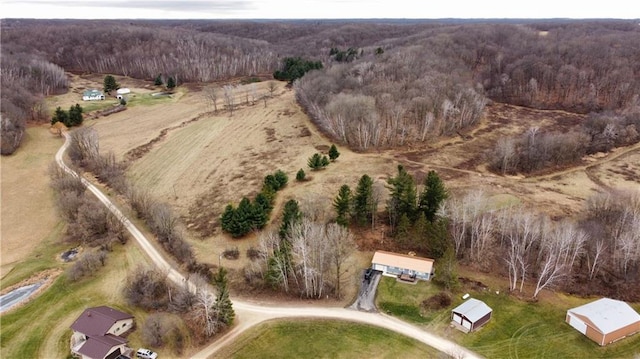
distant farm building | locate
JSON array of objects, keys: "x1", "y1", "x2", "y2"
[
  {"x1": 566, "y1": 298, "x2": 640, "y2": 346},
  {"x1": 371, "y1": 250, "x2": 434, "y2": 281},
  {"x1": 116, "y1": 88, "x2": 130, "y2": 100},
  {"x1": 451, "y1": 298, "x2": 493, "y2": 333},
  {"x1": 70, "y1": 306, "x2": 134, "y2": 359},
  {"x1": 82, "y1": 89, "x2": 105, "y2": 101}
]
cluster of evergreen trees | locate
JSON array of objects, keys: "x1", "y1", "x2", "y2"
[
  {"x1": 308, "y1": 144, "x2": 340, "y2": 171},
  {"x1": 387, "y1": 166, "x2": 449, "y2": 258},
  {"x1": 273, "y1": 57, "x2": 323, "y2": 83},
  {"x1": 51, "y1": 104, "x2": 83, "y2": 127},
  {"x1": 220, "y1": 170, "x2": 288, "y2": 237},
  {"x1": 333, "y1": 174, "x2": 376, "y2": 228}
]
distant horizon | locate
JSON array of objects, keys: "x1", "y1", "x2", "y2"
[
  {"x1": 3, "y1": 17, "x2": 638, "y2": 21},
  {"x1": 3, "y1": 0, "x2": 639, "y2": 21}
]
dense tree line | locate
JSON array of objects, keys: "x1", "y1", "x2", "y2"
[
  {"x1": 1, "y1": 50, "x2": 68, "y2": 154},
  {"x1": 489, "y1": 111, "x2": 640, "y2": 174},
  {"x1": 442, "y1": 189, "x2": 640, "y2": 300},
  {"x1": 123, "y1": 266, "x2": 234, "y2": 348},
  {"x1": 1, "y1": 20, "x2": 278, "y2": 83},
  {"x1": 4, "y1": 19, "x2": 638, "y2": 154},
  {"x1": 49, "y1": 164, "x2": 126, "y2": 281},
  {"x1": 220, "y1": 170, "x2": 288, "y2": 237}
]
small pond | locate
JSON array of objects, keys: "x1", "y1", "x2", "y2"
[{"x1": 0, "y1": 282, "x2": 44, "y2": 314}]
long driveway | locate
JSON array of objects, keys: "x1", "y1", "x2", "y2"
[{"x1": 55, "y1": 133, "x2": 482, "y2": 359}]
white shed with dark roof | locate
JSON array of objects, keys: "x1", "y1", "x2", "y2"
[
  {"x1": 451, "y1": 298, "x2": 492, "y2": 333},
  {"x1": 566, "y1": 298, "x2": 640, "y2": 346}
]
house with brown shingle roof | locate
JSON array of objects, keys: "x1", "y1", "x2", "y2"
[{"x1": 70, "y1": 306, "x2": 134, "y2": 359}]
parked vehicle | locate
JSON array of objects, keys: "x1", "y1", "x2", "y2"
[
  {"x1": 364, "y1": 268, "x2": 374, "y2": 281},
  {"x1": 136, "y1": 348, "x2": 157, "y2": 359}
]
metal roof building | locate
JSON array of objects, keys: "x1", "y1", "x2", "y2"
[
  {"x1": 451, "y1": 298, "x2": 493, "y2": 332},
  {"x1": 566, "y1": 298, "x2": 640, "y2": 346}
]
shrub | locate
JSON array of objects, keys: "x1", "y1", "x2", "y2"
[
  {"x1": 67, "y1": 249, "x2": 107, "y2": 281},
  {"x1": 421, "y1": 292, "x2": 452, "y2": 310},
  {"x1": 223, "y1": 247, "x2": 240, "y2": 260},
  {"x1": 246, "y1": 246, "x2": 263, "y2": 261}
]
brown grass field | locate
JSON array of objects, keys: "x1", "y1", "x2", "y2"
[{"x1": 1, "y1": 73, "x2": 639, "y2": 358}]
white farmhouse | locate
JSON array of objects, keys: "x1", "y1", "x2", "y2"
[{"x1": 82, "y1": 89, "x2": 105, "y2": 101}]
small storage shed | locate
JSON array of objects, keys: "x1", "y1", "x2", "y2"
[
  {"x1": 371, "y1": 250, "x2": 435, "y2": 281},
  {"x1": 451, "y1": 298, "x2": 492, "y2": 333},
  {"x1": 566, "y1": 298, "x2": 640, "y2": 346}
]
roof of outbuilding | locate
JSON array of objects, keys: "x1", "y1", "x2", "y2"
[
  {"x1": 71, "y1": 306, "x2": 133, "y2": 336},
  {"x1": 568, "y1": 298, "x2": 640, "y2": 334},
  {"x1": 452, "y1": 298, "x2": 493, "y2": 322},
  {"x1": 371, "y1": 250, "x2": 434, "y2": 273}
]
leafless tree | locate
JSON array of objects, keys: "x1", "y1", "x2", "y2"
[
  {"x1": 533, "y1": 221, "x2": 585, "y2": 298},
  {"x1": 499, "y1": 208, "x2": 540, "y2": 292},
  {"x1": 223, "y1": 85, "x2": 235, "y2": 116},
  {"x1": 68, "y1": 127, "x2": 99, "y2": 166},
  {"x1": 326, "y1": 223, "x2": 356, "y2": 298},
  {"x1": 288, "y1": 218, "x2": 329, "y2": 299},
  {"x1": 204, "y1": 86, "x2": 219, "y2": 112},
  {"x1": 267, "y1": 81, "x2": 278, "y2": 98}
]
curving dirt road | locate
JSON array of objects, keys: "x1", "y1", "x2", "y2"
[{"x1": 55, "y1": 133, "x2": 482, "y2": 359}]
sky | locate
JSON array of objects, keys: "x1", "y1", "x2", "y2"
[{"x1": 2, "y1": 0, "x2": 639, "y2": 20}]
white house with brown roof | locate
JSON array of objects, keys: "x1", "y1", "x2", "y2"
[
  {"x1": 371, "y1": 250, "x2": 435, "y2": 281},
  {"x1": 70, "y1": 306, "x2": 134, "y2": 359},
  {"x1": 566, "y1": 298, "x2": 640, "y2": 346}
]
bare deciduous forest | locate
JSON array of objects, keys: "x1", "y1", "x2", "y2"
[
  {"x1": 2, "y1": 19, "x2": 639, "y2": 301},
  {"x1": 2, "y1": 19, "x2": 639, "y2": 155}
]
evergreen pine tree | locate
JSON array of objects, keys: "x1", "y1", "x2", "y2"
[
  {"x1": 279, "y1": 199, "x2": 301, "y2": 238},
  {"x1": 386, "y1": 165, "x2": 417, "y2": 230},
  {"x1": 307, "y1": 153, "x2": 323, "y2": 170},
  {"x1": 68, "y1": 104, "x2": 83, "y2": 126},
  {"x1": 321, "y1": 155, "x2": 330, "y2": 167},
  {"x1": 103, "y1": 75, "x2": 119, "y2": 94},
  {"x1": 333, "y1": 184, "x2": 352, "y2": 227},
  {"x1": 154, "y1": 74, "x2": 163, "y2": 86},
  {"x1": 220, "y1": 204, "x2": 236, "y2": 235},
  {"x1": 213, "y1": 267, "x2": 235, "y2": 326},
  {"x1": 51, "y1": 106, "x2": 68, "y2": 126},
  {"x1": 396, "y1": 213, "x2": 412, "y2": 248},
  {"x1": 353, "y1": 174, "x2": 374, "y2": 226},
  {"x1": 411, "y1": 212, "x2": 429, "y2": 251},
  {"x1": 328, "y1": 144, "x2": 340, "y2": 161},
  {"x1": 426, "y1": 218, "x2": 449, "y2": 259},
  {"x1": 274, "y1": 169, "x2": 288, "y2": 189},
  {"x1": 296, "y1": 168, "x2": 306, "y2": 181},
  {"x1": 419, "y1": 170, "x2": 448, "y2": 222},
  {"x1": 167, "y1": 76, "x2": 176, "y2": 90},
  {"x1": 434, "y1": 243, "x2": 459, "y2": 290}
]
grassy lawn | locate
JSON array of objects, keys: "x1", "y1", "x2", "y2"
[
  {"x1": 0, "y1": 243, "x2": 177, "y2": 359},
  {"x1": 376, "y1": 276, "x2": 444, "y2": 325},
  {"x1": 217, "y1": 319, "x2": 444, "y2": 359},
  {"x1": 375, "y1": 277, "x2": 640, "y2": 358}
]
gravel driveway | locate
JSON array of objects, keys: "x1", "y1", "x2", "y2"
[{"x1": 349, "y1": 269, "x2": 382, "y2": 312}]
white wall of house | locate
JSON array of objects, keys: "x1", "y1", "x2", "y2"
[{"x1": 108, "y1": 318, "x2": 134, "y2": 336}]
